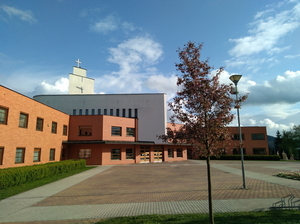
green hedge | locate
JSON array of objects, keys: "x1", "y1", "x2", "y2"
[
  {"x1": 199, "y1": 155, "x2": 281, "y2": 161},
  {"x1": 0, "y1": 159, "x2": 86, "y2": 189}
]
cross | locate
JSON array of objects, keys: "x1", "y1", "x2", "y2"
[
  {"x1": 75, "y1": 59, "x2": 82, "y2": 67},
  {"x1": 76, "y1": 86, "x2": 83, "y2": 93}
]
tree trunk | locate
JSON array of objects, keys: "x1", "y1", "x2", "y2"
[{"x1": 206, "y1": 156, "x2": 214, "y2": 224}]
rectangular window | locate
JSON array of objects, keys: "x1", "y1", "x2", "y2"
[
  {"x1": 232, "y1": 148, "x2": 246, "y2": 155},
  {"x1": 168, "y1": 148, "x2": 174, "y2": 158},
  {"x1": 36, "y1": 117, "x2": 44, "y2": 131},
  {"x1": 177, "y1": 149, "x2": 183, "y2": 157},
  {"x1": 79, "y1": 109, "x2": 82, "y2": 115},
  {"x1": 51, "y1": 122, "x2": 57, "y2": 134},
  {"x1": 104, "y1": 109, "x2": 107, "y2": 115},
  {"x1": 98, "y1": 109, "x2": 101, "y2": 115},
  {"x1": 33, "y1": 148, "x2": 41, "y2": 162},
  {"x1": 92, "y1": 109, "x2": 95, "y2": 115},
  {"x1": 73, "y1": 109, "x2": 76, "y2": 115},
  {"x1": 0, "y1": 107, "x2": 8, "y2": 125},
  {"x1": 134, "y1": 108, "x2": 138, "y2": 118},
  {"x1": 252, "y1": 133, "x2": 265, "y2": 140},
  {"x1": 110, "y1": 109, "x2": 113, "y2": 116},
  {"x1": 116, "y1": 109, "x2": 120, "y2": 116},
  {"x1": 253, "y1": 148, "x2": 266, "y2": 155},
  {"x1": 49, "y1": 148, "x2": 55, "y2": 161},
  {"x1": 0, "y1": 147, "x2": 4, "y2": 165},
  {"x1": 15, "y1": 148, "x2": 25, "y2": 163},
  {"x1": 79, "y1": 149, "x2": 91, "y2": 158},
  {"x1": 85, "y1": 109, "x2": 89, "y2": 115},
  {"x1": 126, "y1": 127, "x2": 135, "y2": 137},
  {"x1": 79, "y1": 125, "x2": 92, "y2": 136},
  {"x1": 122, "y1": 109, "x2": 126, "y2": 117},
  {"x1": 111, "y1": 126, "x2": 122, "y2": 136},
  {"x1": 126, "y1": 148, "x2": 134, "y2": 159},
  {"x1": 128, "y1": 109, "x2": 132, "y2": 118},
  {"x1": 111, "y1": 148, "x2": 121, "y2": 160},
  {"x1": 63, "y1": 125, "x2": 68, "y2": 136},
  {"x1": 232, "y1": 134, "x2": 244, "y2": 140},
  {"x1": 19, "y1": 113, "x2": 28, "y2": 128}
]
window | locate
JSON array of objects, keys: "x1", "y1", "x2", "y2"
[
  {"x1": 49, "y1": 148, "x2": 55, "y2": 161},
  {"x1": 79, "y1": 125, "x2": 92, "y2": 136},
  {"x1": 104, "y1": 109, "x2": 107, "y2": 115},
  {"x1": 36, "y1": 117, "x2": 44, "y2": 131},
  {"x1": 253, "y1": 148, "x2": 266, "y2": 155},
  {"x1": 122, "y1": 109, "x2": 126, "y2": 117},
  {"x1": 232, "y1": 148, "x2": 246, "y2": 155},
  {"x1": 111, "y1": 149, "x2": 121, "y2": 160},
  {"x1": 110, "y1": 109, "x2": 113, "y2": 116},
  {"x1": 63, "y1": 125, "x2": 68, "y2": 136},
  {"x1": 98, "y1": 109, "x2": 101, "y2": 115},
  {"x1": 252, "y1": 133, "x2": 265, "y2": 140},
  {"x1": 73, "y1": 109, "x2": 76, "y2": 115},
  {"x1": 79, "y1": 149, "x2": 91, "y2": 158},
  {"x1": 15, "y1": 148, "x2": 25, "y2": 163},
  {"x1": 116, "y1": 109, "x2": 120, "y2": 116},
  {"x1": 51, "y1": 122, "x2": 57, "y2": 134},
  {"x1": 177, "y1": 149, "x2": 183, "y2": 157},
  {"x1": 92, "y1": 109, "x2": 95, "y2": 115},
  {"x1": 168, "y1": 148, "x2": 174, "y2": 158},
  {"x1": 128, "y1": 109, "x2": 132, "y2": 118},
  {"x1": 79, "y1": 109, "x2": 82, "y2": 115},
  {"x1": 134, "y1": 108, "x2": 138, "y2": 118},
  {"x1": 0, "y1": 107, "x2": 8, "y2": 125},
  {"x1": 85, "y1": 109, "x2": 89, "y2": 115},
  {"x1": 126, "y1": 148, "x2": 134, "y2": 159},
  {"x1": 232, "y1": 134, "x2": 244, "y2": 140},
  {"x1": 0, "y1": 147, "x2": 4, "y2": 165},
  {"x1": 126, "y1": 128, "x2": 135, "y2": 137},
  {"x1": 111, "y1": 126, "x2": 122, "y2": 136},
  {"x1": 33, "y1": 148, "x2": 41, "y2": 162},
  {"x1": 19, "y1": 113, "x2": 28, "y2": 128}
]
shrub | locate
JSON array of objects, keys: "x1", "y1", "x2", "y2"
[{"x1": 0, "y1": 159, "x2": 86, "y2": 189}]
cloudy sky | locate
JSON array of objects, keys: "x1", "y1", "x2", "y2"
[{"x1": 1, "y1": 0, "x2": 300, "y2": 136}]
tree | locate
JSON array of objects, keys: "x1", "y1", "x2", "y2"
[
  {"x1": 273, "y1": 130, "x2": 282, "y2": 156},
  {"x1": 160, "y1": 42, "x2": 247, "y2": 224},
  {"x1": 280, "y1": 125, "x2": 300, "y2": 159}
]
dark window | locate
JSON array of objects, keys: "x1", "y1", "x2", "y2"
[
  {"x1": 19, "y1": 113, "x2": 28, "y2": 128},
  {"x1": 49, "y1": 148, "x2": 55, "y2": 161},
  {"x1": 51, "y1": 122, "x2": 57, "y2": 134},
  {"x1": 134, "y1": 108, "x2": 138, "y2": 118},
  {"x1": 15, "y1": 148, "x2": 25, "y2": 163},
  {"x1": 79, "y1": 109, "x2": 82, "y2": 115},
  {"x1": 122, "y1": 109, "x2": 126, "y2": 117},
  {"x1": 79, "y1": 125, "x2": 92, "y2": 136},
  {"x1": 92, "y1": 109, "x2": 95, "y2": 115},
  {"x1": 126, "y1": 148, "x2": 134, "y2": 159},
  {"x1": 232, "y1": 134, "x2": 244, "y2": 140},
  {"x1": 0, "y1": 107, "x2": 8, "y2": 125},
  {"x1": 104, "y1": 109, "x2": 107, "y2": 115},
  {"x1": 0, "y1": 147, "x2": 4, "y2": 165},
  {"x1": 177, "y1": 149, "x2": 183, "y2": 157},
  {"x1": 63, "y1": 125, "x2": 68, "y2": 136},
  {"x1": 110, "y1": 109, "x2": 113, "y2": 116},
  {"x1": 79, "y1": 149, "x2": 91, "y2": 158},
  {"x1": 128, "y1": 109, "x2": 132, "y2": 118},
  {"x1": 111, "y1": 149, "x2": 121, "y2": 160},
  {"x1": 232, "y1": 148, "x2": 246, "y2": 155},
  {"x1": 73, "y1": 109, "x2": 76, "y2": 115},
  {"x1": 98, "y1": 109, "x2": 101, "y2": 115},
  {"x1": 85, "y1": 109, "x2": 89, "y2": 115},
  {"x1": 36, "y1": 117, "x2": 44, "y2": 131},
  {"x1": 116, "y1": 109, "x2": 120, "y2": 116},
  {"x1": 168, "y1": 148, "x2": 174, "y2": 158},
  {"x1": 252, "y1": 133, "x2": 265, "y2": 140},
  {"x1": 253, "y1": 148, "x2": 266, "y2": 155},
  {"x1": 126, "y1": 128, "x2": 135, "y2": 137},
  {"x1": 111, "y1": 126, "x2": 122, "y2": 136},
  {"x1": 33, "y1": 148, "x2": 41, "y2": 162}
]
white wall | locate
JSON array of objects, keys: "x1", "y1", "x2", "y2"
[
  {"x1": 68, "y1": 67, "x2": 94, "y2": 94},
  {"x1": 33, "y1": 94, "x2": 167, "y2": 143}
]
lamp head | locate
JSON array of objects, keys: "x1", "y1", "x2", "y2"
[{"x1": 229, "y1": 74, "x2": 242, "y2": 85}]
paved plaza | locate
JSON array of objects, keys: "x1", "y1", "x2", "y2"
[{"x1": 0, "y1": 160, "x2": 300, "y2": 223}]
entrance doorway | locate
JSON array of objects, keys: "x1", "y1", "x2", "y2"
[
  {"x1": 154, "y1": 150, "x2": 163, "y2": 162},
  {"x1": 140, "y1": 146, "x2": 150, "y2": 163}
]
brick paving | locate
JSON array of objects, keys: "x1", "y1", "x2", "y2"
[{"x1": 1, "y1": 160, "x2": 299, "y2": 223}]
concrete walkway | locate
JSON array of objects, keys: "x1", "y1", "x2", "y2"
[{"x1": 0, "y1": 160, "x2": 299, "y2": 223}]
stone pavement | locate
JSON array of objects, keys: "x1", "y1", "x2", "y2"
[{"x1": 0, "y1": 160, "x2": 300, "y2": 223}]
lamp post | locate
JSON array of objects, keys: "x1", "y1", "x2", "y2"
[{"x1": 229, "y1": 74, "x2": 246, "y2": 189}]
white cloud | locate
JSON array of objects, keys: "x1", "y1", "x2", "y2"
[
  {"x1": 90, "y1": 15, "x2": 119, "y2": 34},
  {"x1": 284, "y1": 53, "x2": 300, "y2": 58},
  {"x1": 1, "y1": 5, "x2": 37, "y2": 23},
  {"x1": 33, "y1": 78, "x2": 69, "y2": 95}
]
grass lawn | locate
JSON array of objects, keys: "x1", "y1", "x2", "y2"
[
  {"x1": 96, "y1": 210, "x2": 300, "y2": 224},
  {"x1": 0, "y1": 166, "x2": 95, "y2": 200}
]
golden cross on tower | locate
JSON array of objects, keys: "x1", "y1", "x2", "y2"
[{"x1": 75, "y1": 59, "x2": 82, "y2": 68}]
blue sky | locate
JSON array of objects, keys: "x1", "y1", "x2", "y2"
[{"x1": 1, "y1": 0, "x2": 300, "y2": 136}]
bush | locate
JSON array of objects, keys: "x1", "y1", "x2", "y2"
[
  {"x1": 199, "y1": 155, "x2": 281, "y2": 161},
  {"x1": 0, "y1": 159, "x2": 86, "y2": 189}
]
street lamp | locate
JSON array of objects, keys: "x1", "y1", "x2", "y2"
[{"x1": 229, "y1": 74, "x2": 247, "y2": 189}]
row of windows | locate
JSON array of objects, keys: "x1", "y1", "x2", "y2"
[
  {"x1": 232, "y1": 133, "x2": 265, "y2": 140},
  {"x1": 0, "y1": 106, "x2": 67, "y2": 135},
  {"x1": 168, "y1": 148, "x2": 183, "y2": 158},
  {"x1": 78, "y1": 126, "x2": 135, "y2": 137},
  {"x1": 232, "y1": 148, "x2": 266, "y2": 155},
  {"x1": 73, "y1": 108, "x2": 138, "y2": 118},
  {"x1": 77, "y1": 148, "x2": 135, "y2": 160},
  {"x1": 0, "y1": 147, "x2": 56, "y2": 165}
]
